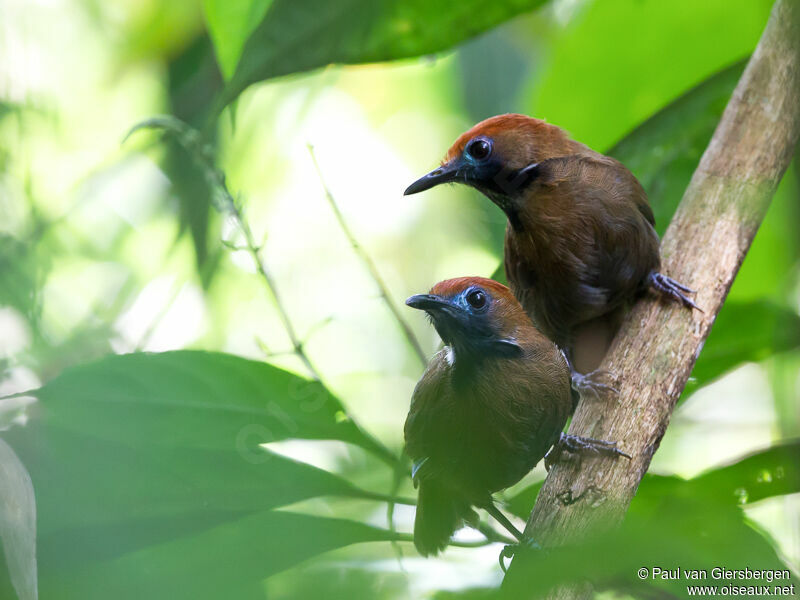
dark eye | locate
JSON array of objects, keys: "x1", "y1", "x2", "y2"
[
  {"x1": 466, "y1": 289, "x2": 487, "y2": 309},
  {"x1": 466, "y1": 138, "x2": 491, "y2": 161}
]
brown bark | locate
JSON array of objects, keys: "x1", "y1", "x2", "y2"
[{"x1": 504, "y1": 0, "x2": 800, "y2": 596}]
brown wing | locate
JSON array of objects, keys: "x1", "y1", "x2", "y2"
[{"x1": 504, "y1": 154, "x2": 660, "y2": 348}]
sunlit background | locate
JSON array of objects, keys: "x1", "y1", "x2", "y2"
[{"x1": 0, "y1": 0, "x2": 797, "y2": 597}]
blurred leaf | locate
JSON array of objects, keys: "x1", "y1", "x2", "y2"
[
  {"x1": 39, "y1": 511, "x2": 398, "y2": 600},
  {"x1": 118, "y1": 0, "x2": 205, "y2": 64},
  {"x1": 502, "y1": 496, "x2": 788, "y2": 598},
  {"x1": 0, "y1": 439, "x2": 37, "y2": 600},
  {"x1": 688, "y1": 440, "x2": 800, "y2": 506},
  {"x1": 164, "y1": 33, "x2": 225, "y2": 284},
  {"x1": 0, "y1": 350, "x2": 403, "y2": 598},
  {"x1": 4, "y1": 425, "x2": 376, "y2": 553},
  {"x1": 505, "y1": 480, "x2": 542, "y2": 521},
  {"x1": 457, "y1": 27, "x2": 530, "y2": 123},
  {"x1": 264, "y1": 562, "x2": 409, "y2": 599},
  {"x1": 503, "y1": 443, "x2": 798, "y2": 597},
  {"x1": 685, "y1": 301, "x2": 800, "y2": 395},
  {"x1": 609, "y1": 59, "x2": 746, "y2": 235},
  {"x1": 527, "y1": 0, "x2": 770, "y2": 151},
  {"x1": 22, "y1": 350, "x2": 392, "y2": 459},
  {"x1": 220, "y1": 0, "x2": 548, "y2": 107},
  {"x1": 203, "y1": 0, "x2": 274, "y2": 78},
  {"x1": 433, "y1": 588, "x2": 498, "y2": 600},
  {"x1": 489, "y1": 262, "x2": 507, "y2": 286},
  {"x1": 0, "y1": 234, "x2": 41, "y2": 320}
]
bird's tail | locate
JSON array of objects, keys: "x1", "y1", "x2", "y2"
[{"x1": 413, "y1": 482, "x2": 473, "y2": 557}]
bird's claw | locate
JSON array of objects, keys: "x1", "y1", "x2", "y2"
[
  {"x1": 571, "y1": 369, "x2": 618, "y2": 401},
  {"x1": 649, "y1": 272, "x2": 703, "y2": 312},
  {"x1": 545, "y1": 432, "x2": 631, "y2": 470},
  {"x1": 499, "y1": 538, "x2": 542, "y2": 573}
]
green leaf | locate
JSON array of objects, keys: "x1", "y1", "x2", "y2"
[
  {"x1": 608, "y1": 59, "x2": 746, "y2": 234},
  {"x1": 203, "y1": 0, "x2": 274, "y2": 78},
  {"x1": 0, "y1": 439, "x2": 37, "y2": 600},
  {"x1": 29, "y1": 350, "x2": 383, "y2": 455},
  {"x1": 4, "y1": 424, "x2": 369, "y2": 544},
  {"x1": 0, "y1": 234, "x2": 41, "y2": 319},
  {"x1": 504, "y1": 480, "x2": 542, "y2": 521},
  {"x1": 39, "y1": 511, "x2": 398, "y2": 600},
  {"x1": 220, "y1": 0, "x2": 547, "y2": 107},
  {"x1": 527, "y1": 0, "x2": 769, "y2": 152},
  {"x1": 0, "y1": 351, "x2": 399, "y2": 590},
  {"x1": 688, "y1": 440, "x2": 800, "y2": 506},
  {"x1": 686, "y1": 301, "x2": 800, "y2": 393}
]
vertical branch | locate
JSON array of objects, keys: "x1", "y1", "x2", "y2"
[
  {"x1": 504, "y1": 0, "x2": 800, "y2": 596},
  {"x1": 307, "y1": 144, "x2": 428, "y2": 367}
]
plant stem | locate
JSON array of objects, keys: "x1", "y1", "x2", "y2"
[{"x1": 308, "y1": 144, "x2": 428, "y2": 367}]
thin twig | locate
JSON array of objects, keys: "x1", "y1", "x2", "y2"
[
  {"x1": 307, "y1": 145, "x2": 425, "y2": 559},
  {"x1": 232, "y1": 202, "x2": 322, "y2": 379},
  {"x1": 122, "y1": 117, "x2": 400, "y2": 467},
  {"x1": 307, "y1": 144, "x2": 428, "y2": 367}
]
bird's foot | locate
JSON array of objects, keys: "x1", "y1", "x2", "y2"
[
  {"x1": 499, "y1": 537, "x2": 542, "y2": 573},
  {"x1": 649, "y1": 271, "x2": 703, "y2": 312},
  {"x1": 545, "y1": 432, "x2": 631, "y2": 471},
  {"x1": 571, "y1": 369, "x2": 618, "y2": 401}
]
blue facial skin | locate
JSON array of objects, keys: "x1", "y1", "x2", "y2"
[
  {"x1": 404, "y1": 136, "x2": 503, "y2": 196},
  {"x1": 406, "y1": 287, "x2": 522, "y2": 369}
]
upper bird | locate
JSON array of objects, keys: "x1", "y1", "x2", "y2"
[
  {"x1": 404, "y1": 276, "x2": 627, "y2": 557},
  {"x1": 405, "y1": 114, "x2": 699, "y2": 374}
]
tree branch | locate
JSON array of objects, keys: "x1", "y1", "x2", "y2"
[{"x1": 504, "y1": 0, "x2": 800, "y2": 596}]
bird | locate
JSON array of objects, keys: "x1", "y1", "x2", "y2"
[
  {"x1": 404, "y1": 276, "x2": 629, "y2": 557},
  {"x1": 404, "y1": 114, "x2": 699, "y2": 377}
]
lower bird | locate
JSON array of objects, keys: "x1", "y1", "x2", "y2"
[{"x1": 404, "y1": 276, "x2": 629, "y2": 558}]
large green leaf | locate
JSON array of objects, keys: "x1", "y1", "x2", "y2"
[
  {"x1": 220, "y1": 0, "x2": 547, "y2": 107},
  {"x1": 39, "y1": 511, "x2": 398, "y2": 600},
  {"x1": 0, "y1": 351, "x2": 400, "y2": 597},
  {"x1": 27, "y1": 350, "x2": 385, "y2": 455},
  {"x1": 685, "y1": 301, "x2": 800, "y2": 394},
  {"x1": 4, "y1": 424, "x2": 367, "y2": 543}
]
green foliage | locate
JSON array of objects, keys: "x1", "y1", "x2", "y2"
[
  {"x1": 609, "y1": 60, "x2": 746, "y2": 235},
  {"x1": 0, "y1": 351, "x2": 402, "y2": 599},
  {"x1": 2, "y1": 1, "x2": 798, "y2": 599},
  {"x1": 502, "y1": 442, "x2": 799, "y2": 597},
  {"x1": 39, "y1": 512, "x2": 395, "y2": 600},
  {"x1": 218, "y1": 0, "x2": 548, "y2": 107},
  {"x1": 685, "y1": 301, "x2": 800, "y2": 393},
  {"x1": 527, "y1": 0, "x2": 771, "y2": 151},
  {"x1": 0, "y1": 234, "x2": 41, "y2": 320},
  {"x1": 25, "y1": 350, "x2": 389, "y2": 456},
  {"x1": 203, "y1": 0, "x2": 274, "y2": 78}
]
